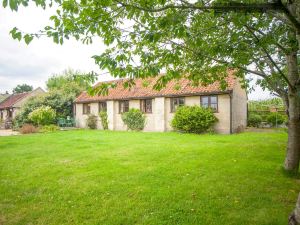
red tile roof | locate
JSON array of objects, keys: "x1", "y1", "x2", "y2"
[
  {"x1": 75, "y1": 72, "x2": 237, "y2": 103},
  {"x1": 0, "y1": 92, "x2": 30, "y2": 109}
]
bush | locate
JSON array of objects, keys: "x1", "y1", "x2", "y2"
[
  {"x1": 28, "y1": 106, "x2": 56, "y2": 126},
  {"x1": 171, "y1": 106, "x2": 217, "y2": 134},
  {"x1": 267, "y1": 112, "x2": 286, "y2": 127},
  {"x1": 20, "y1": 124, "x2": 39, "y2": 134},
  {"x1": 86, "y1": 114, "x2": 98, "y2": 129},
  {"x1": 99, "y1": 111, "x2": 109, "y2": 130},
  {"x1": 122, "y1": 108, "x2": 146, "y2": 131},
  {"x1": 40, "y1": 125, "x2": 59, "y2": 133},
  {"x1": 15, "y1": 90, "x2": 77, "y2": 127},
  {"x1": 248, "y1": 114, "x2": 263, "y2": 128}
]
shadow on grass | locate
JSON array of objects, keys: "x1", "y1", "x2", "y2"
[{"x1": 281, "y1": 167, "x2": 300, "y2": 179}]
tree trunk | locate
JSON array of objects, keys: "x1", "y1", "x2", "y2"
[
  {"x1": 285, "y1": 92, "x2": 300, "y2": 172},
  {"x1": 284, "y1": 52, "x2": 300, "y2": 173},
  {"x1": 289, "y1": 193, "x2": 300, "y2": 225}
]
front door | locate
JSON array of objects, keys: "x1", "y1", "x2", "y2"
[{"x1": 7, "y1": 109, "x2": 13, "y2": 120}]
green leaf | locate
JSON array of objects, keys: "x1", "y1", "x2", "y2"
[
  {"x1": 15, "y1": 32, "x2": 22, "y2": 41},
  {"x1": 9, "y1": 0, "x2": 18, "y2": 11},
  {"x1": 10, "y1": 27, "x2": 22, "y2": 41},
  {"x1": 3, "y1": 0, "x2": 8, "y2": 8},
  {"x1": 24, "y1": 34, "x2": 34, "y2": 45},
  {"x1": 53, "y1": 33, "x2": 59, "y2": 44}
]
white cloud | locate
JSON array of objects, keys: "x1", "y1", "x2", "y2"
[{"x1": 0, "y1": 5, "x2": 112, "y2": 92}]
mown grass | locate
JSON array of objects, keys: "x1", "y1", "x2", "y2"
[{"x1": 0, "y1": 130, "x2": 299, "y2": 225}]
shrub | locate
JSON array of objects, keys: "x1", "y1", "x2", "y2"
[
  {"x1": 20, "y1": 124, "x2": 39, "y2": 134},
  {"x1": 99, "y1": 111, "x2": 109, "y2": 130},
  {"x1": 40, "y1": 125, "x2": 59, "y2": 133},
  {"x1": 248, "y1": 114, "x2": 263, "y2": 128},
  {"x1": 267, "y1": 112, "x2": 286, "y2": 127},
  {"x1": 86, "y1": 114, "x2": 98, "y2": 129},
  {"x1": 171, "y1": 106, "x2": 217, "y2": 134},
  {"x1": 15, "y1": 90, "x2": 77, "y2": 127},
  {"x1": 122, "y1": 108, "x2": 146, "y2": 131},
  {"x1": 28, "y1": 106, "x2": 56, "y2": 126},
  {"x1": 12, "y1": 119, "x2": 20, "y2": 130}
]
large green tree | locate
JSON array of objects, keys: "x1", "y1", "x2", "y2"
[
  {"x1": 3, "y1": 0, "x2": 300, "y2": 223},
  {"x1": 12, "y1": 84, "x2": 33, "y2": 93},
  {"x1": 14, "y1": 69, "x2": 97, "y2": 126},
  {"x1": 46, "y1": 68, "x2": 96, "y2": 95}
]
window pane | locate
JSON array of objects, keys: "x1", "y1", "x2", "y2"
[
  {"x1": 145, "y1": 99, "x2": 152, "y2": 113},
  {"x1": 210, "y1": 96, "x2": 217, "y2": 104},
  {"x1": 174, "y1": 98, "x2": 178, "y2": 105},
  {"x1": 201, "y1": 96, "x2": 209, "y2": 104},
  {"x1": 83, "y1": 103, "x2": 90, "y2": 114},
  {"x1": 171, "y1": 99, "x2": 175, "y2": 112},
  {"x1": 210, "y1": 103, "x2": 218, "y2": 111},
  {"x1": 119, "y1": 101, "x2": 123, "y2": 113},
  {"x1": 99, "y1": 102, "x2": 107, "y2": 112},
  {"x1": 171, "y1": 98, "x2": 184, "y2": 112},
  {"x1": 125, "y1": 101, "x2": 129, "y2": 112},
  {"x1": 179, "y1": 98, "x2": 185, "y2": 105},
  {"x1": 120, "y1": 101, "x2": 129, "y2": 113}
]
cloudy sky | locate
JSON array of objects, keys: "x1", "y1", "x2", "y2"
[{"x1": 0, "y1": 5, "x2": 272, "y2": 100}]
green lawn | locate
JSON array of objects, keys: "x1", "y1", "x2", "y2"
[{"x1": 0, "y1": 130, "x2": 299, "y2": 225}]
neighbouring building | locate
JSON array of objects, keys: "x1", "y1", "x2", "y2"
[
  {"x1": 74, "y1": 73, "x2": 247, "y2": 134},
  {"x1": 0, "y1": 88, "x2": 45, "y2": 129},
  {"x1": 0, "y1": 94, "x2": 10, "y2": 103}
]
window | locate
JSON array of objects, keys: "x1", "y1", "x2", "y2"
[
  {"x1": 140, "y1": 99, "x2": 152, "y2": 113},
  {"x1": 201, "y1": 95, "x2": 218, "y2": 112},
  {"x1": 170, "y1": 97, "x2": 185, "y2": 113},
  {"x1": 99, "y1": 102, "x2": 107, "y2": 112},
  {"x1": 73, "y1": 104, "x2": 76, "y2": 116},
  {"x1": 119, "y1": 100, "x2": 129, "y2": 113},
  {"x1": 83, "y1": 103, "x2": 91, "y2": 114},
  {"x1": 0, "y1": 111, "x2": 3, "y2": 120}
]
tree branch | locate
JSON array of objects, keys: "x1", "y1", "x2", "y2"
[
  {"x1": 244, "y1": 25, "x2": 293, "y2": 88},
  {"x1": 246, "y1": 25, "x2": 288, "y2": 53},
  {"x1": 167, "y1": 40, "x2": 266, "y2": 77},
  {"x1": 115, "y1": 1, "x2": 284, "y2": 13}
]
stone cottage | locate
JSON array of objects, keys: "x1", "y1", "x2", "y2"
[
  {"x1": 0, "y1": 88, "x2": 45, "y2": 129},
  {"x1": 74, "y1": 74, "x2": 247, "y2": 134}
]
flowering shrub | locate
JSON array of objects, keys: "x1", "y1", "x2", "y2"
[{"x1": 28, "y1": 106, "x2": 56, "y2": 126}]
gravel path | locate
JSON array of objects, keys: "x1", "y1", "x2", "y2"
[{"x1": 0, "y1": 129, "x2": 19, "y2": 136}]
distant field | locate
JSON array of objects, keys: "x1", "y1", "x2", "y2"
[{"x1": 0, "y1": 130, "x2": 298, "y2": 225}]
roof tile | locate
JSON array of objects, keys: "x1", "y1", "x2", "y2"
[
  {"x1": 75, "y1": 72, "x2": 237, "y2": 103},
  {"x1": 0, "y1": 92, "x2": 30, "y2": 109}
]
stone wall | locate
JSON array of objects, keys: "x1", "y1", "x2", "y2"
[
  {"x1": 75, "y1": 93, "x2": 239, "y2": 134},
  {"x1": 75, "y1": 78, "x2": 248, "y2": 134},
  {"x1": 232, "y1": 81, "x2": 248, "y2": 133}
]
